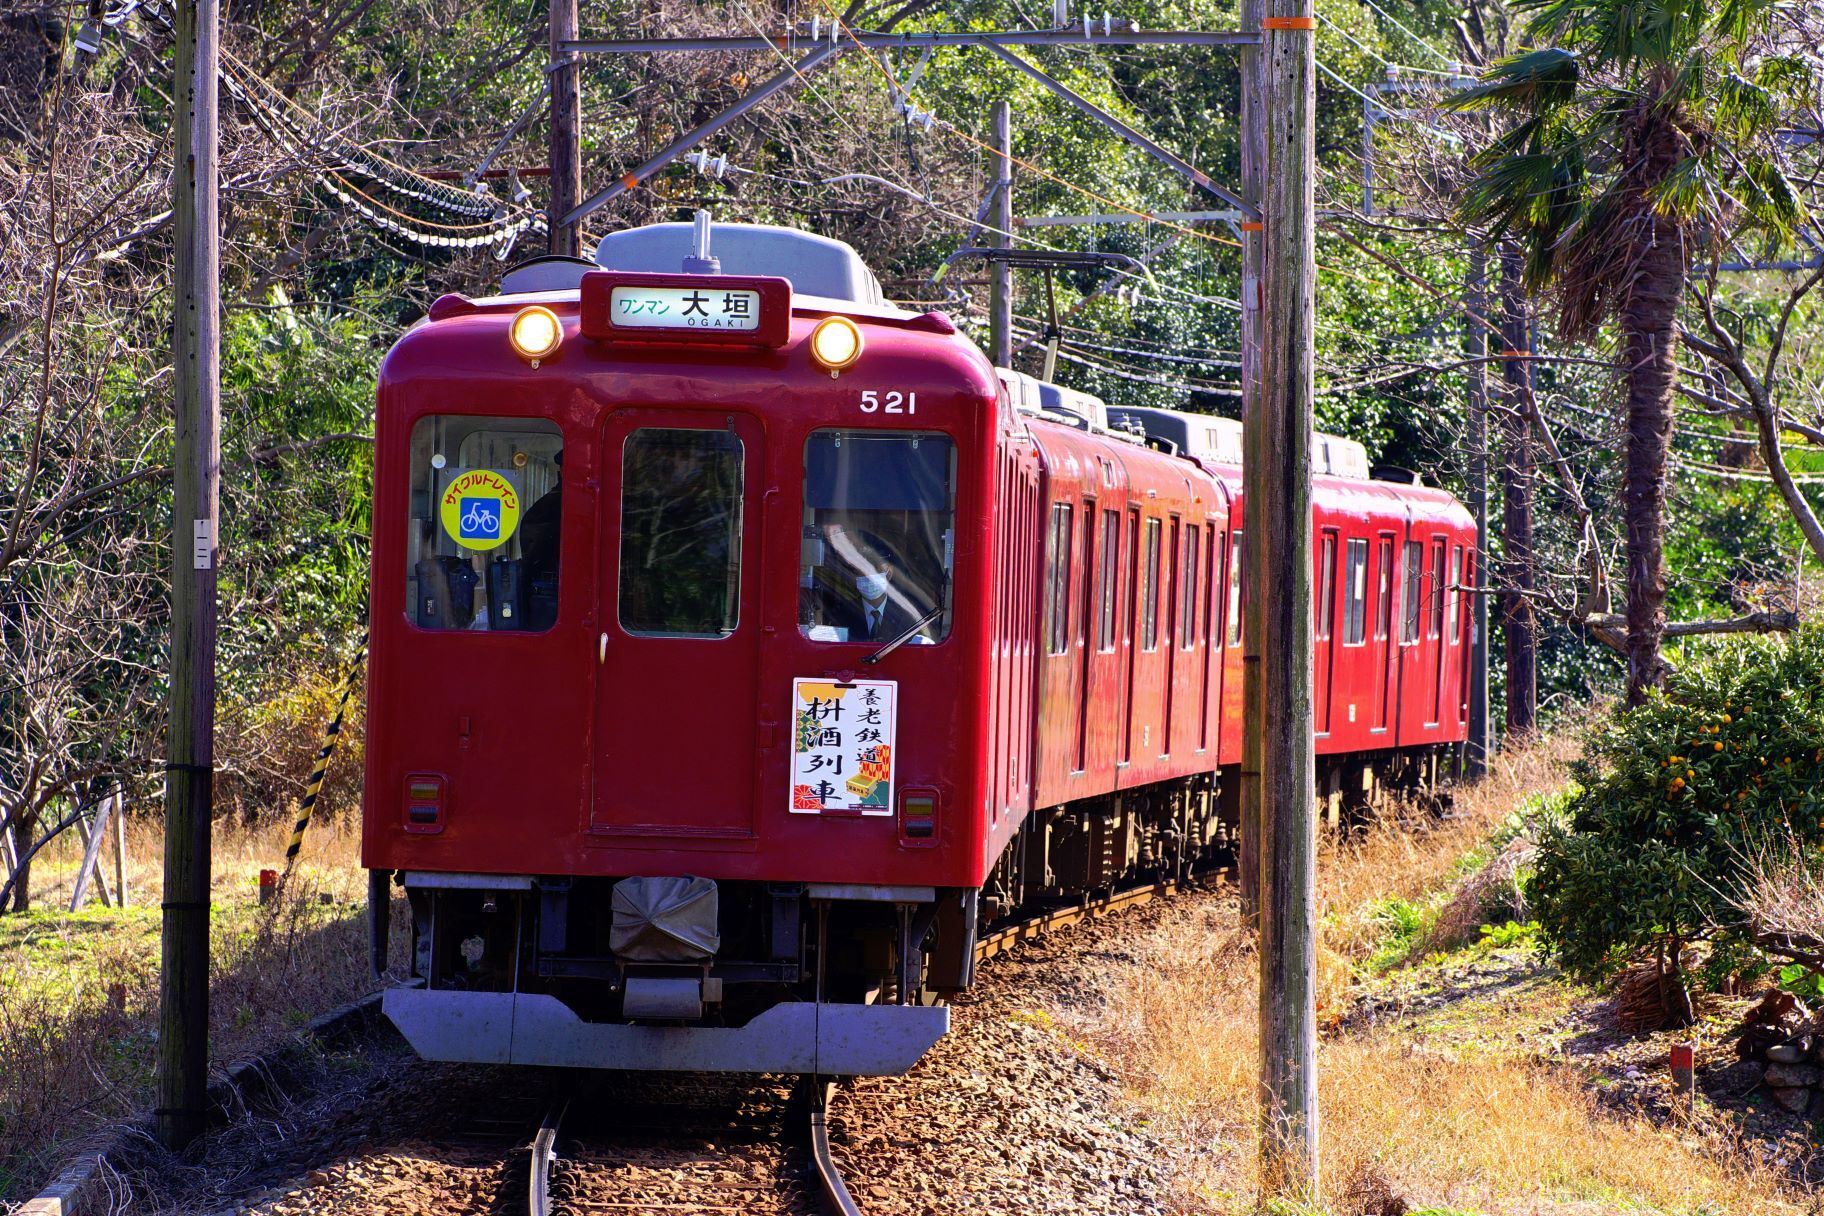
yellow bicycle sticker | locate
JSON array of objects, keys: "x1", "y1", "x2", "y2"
[{"x1": 439, "y1": 469, "x2": 522, "y2": 551}]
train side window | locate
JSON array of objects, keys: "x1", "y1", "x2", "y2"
[
  {"x1": 1047, "y1": 503, "x2": 1073, "y2": 656},
  {"x1": 405, "y1": 414, "x2": 563, "y2": 632},
  {"x1": 1343, "y1": 538, "x2": 1368, "y2": 645},
  {"x1": 1429, "y1": 538, "x2": 1446, "y2": 638},
  {"x1": 800, "y1": 430, "x2": 956, "y2": 644},
  {"x1": 1141, "y1": 517, "x2": 1162, "y2": 651},
  {"x1": 1227, "y1": 528, "x2": 1244, "y2": 647},
  {"x1": 1205, "y1": 525, "x2": 1219, "y2": 649},
  {"x1": 1448, "y1": 544, "x2": 1464, "y2": 643},
  {"x1": 1401, "y1": 540, "x2": 1422, "y2": 643},
  {"x1": 1375, "y1": 538, "x2": 1394, "y2": 641},
  {"x1": 619, "y1": 428, "x2": 744, "y2": 637},
  {"x1": 1316, "y1": 533, "x2": 1337, "y2": 641},
  {"x1": 1180, "y1": 526, "x2": 1199, "y2": 650},
  {"x1": 1098, "y1": 510, "x2": 1120, "y2": 651}
]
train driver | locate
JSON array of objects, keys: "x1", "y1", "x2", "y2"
[{"x1": 819, "y1": 531, "x2": 934, "y2": 644}]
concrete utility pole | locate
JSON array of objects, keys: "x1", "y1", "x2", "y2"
[
  {"x1": 1236, "y1": 0, "x2": 1265, "y2": 929},
  {"x1": 1249, "y1": 0, "x2": 1319, "y2": 1198},
  {"x1": 1498, "y1": 243, "x2": 1537, "y2": 738},
  {"x1": 548, "y1": 0, "x2": 582, "y2": 256},
  {"x1": 988, "y1": 100, "x2": 1013, "y2": 368},
  {"x1": 1463, "y1": 248, "x2": 1490, "y2": 777},
  {"x1": 158, "y1": 0, "x2": 220, "y2": 1151}
]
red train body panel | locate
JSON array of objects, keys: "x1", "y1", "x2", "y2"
[{"x1": 361, "y1": 223, "x2": 1473, "y2": 1076}]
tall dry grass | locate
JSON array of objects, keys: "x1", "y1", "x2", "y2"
[
  {"x1": 0, "y1": 815, "x2": 386, "y2": 1201},
  {"x1": 1084, "y1": 731, "x2": 1815, "y2": 1215}
]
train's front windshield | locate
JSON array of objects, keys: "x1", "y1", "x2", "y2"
[{"x1": 799, "y1": 430, "x2": 955, "y2": 644}]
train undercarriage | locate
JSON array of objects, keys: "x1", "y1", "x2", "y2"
[{"x1": 376, "y1": 743, "x2": 1458, "y2": 1075}]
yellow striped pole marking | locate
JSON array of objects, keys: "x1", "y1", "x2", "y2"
[{"x1": 284, "y1": 627, "x2": 369, "y2": 873}]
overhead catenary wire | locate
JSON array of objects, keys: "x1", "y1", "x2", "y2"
[
  {"x1": 1314, "y1": 11, "x2": 1456, "y2": 77},
  {"x1": 1352, "y1": 0, "x2": 1458, "y2": 66}
]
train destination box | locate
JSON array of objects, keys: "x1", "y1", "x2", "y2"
[{"x1": 579, "y1": 270, "x2": 793, "y2": 348}]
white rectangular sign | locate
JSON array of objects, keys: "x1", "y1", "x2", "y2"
[
  {"x1": 790, "y1": 678, "x2": 896, "y2": 815},
  {"x1": 609, "y1": 285, "x2": 761, "y2": 332}
]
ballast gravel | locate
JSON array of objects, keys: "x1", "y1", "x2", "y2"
[{"x1": 106, "y1": 886, "x2": 1222, "y2": 1216}]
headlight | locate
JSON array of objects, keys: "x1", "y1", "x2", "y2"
[
  {"x1": 509, "y1": 305, "x2": 563, "y2": 362},
  {"x1": 809, "y1": 315, "x2": 863, "y2": 374}
]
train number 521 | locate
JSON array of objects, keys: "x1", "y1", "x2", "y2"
[{"x1": 859, "y1": 391, "x2": 917, "y2": 415}]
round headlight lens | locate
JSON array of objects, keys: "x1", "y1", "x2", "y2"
[
  {"x1": 509, "y1": 305, "x2": 563, "y2": 361},
  {"x1": 809, "y1": 315, "x2": 863, "y2": 372}
]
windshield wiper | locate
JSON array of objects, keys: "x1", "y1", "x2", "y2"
[{"x1": 861, "y1": 605, "x2": 943, "y2": 665}]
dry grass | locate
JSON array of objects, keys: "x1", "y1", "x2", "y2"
[
  {"x1": 1081, "y1": 731, "x2": 1815, "y2": 1216},
  {"x1": 0, "y1": 814, "x2": 384, "y2": 1201}
]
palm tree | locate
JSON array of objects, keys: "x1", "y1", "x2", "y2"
[{"x1": 1449, "y1": 0, "x2": 1809, "y2": 704}]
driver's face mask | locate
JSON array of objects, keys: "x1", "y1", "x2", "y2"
[{"x1": 854, "y1": 571, "x2": 889, "y2": 601}]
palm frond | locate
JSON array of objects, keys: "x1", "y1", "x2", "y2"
[
  {"x1": 1647, "y1": 154, "x2": 1714, "y2": 220},
  {"x1": 1735, "y1": 157, "x2": 1807, "y2": 237},
  {"x1": 1713, "y1": 69, "x2": 1777, "y2": 142},
  {"x1": 1709, "y1": 0, "x2": 1782, "y2": 47},
  {"x1": 1445, "y1": 48, "x2": 1582, "y2": 115},
  {"x1": 1754, "y1": 54, "x2": 1815, "y2": 102}
]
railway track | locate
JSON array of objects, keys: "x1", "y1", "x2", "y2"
[
  {"x1": 523, "y1": 1073, "x2": 847, "y2": 1216},
  {"x1": 507, "y1": 871, "x2": 1224, "y2": 1216},
  {"x1": 516, "y1": 868, "x2": 1225, "y2": 1216}
]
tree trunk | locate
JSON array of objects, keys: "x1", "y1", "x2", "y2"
[
  {"x1": 1620, "y1": 216, "x2": 1685, "y2": 706},
  {"x1": 1498, "y1": 245, "x2": 1537, "y2": 738},
  {"x1": 8, "y1": 846, "x2": 28, "y2": 913}
]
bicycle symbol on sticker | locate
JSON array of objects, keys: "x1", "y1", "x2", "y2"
[
  {"x1": 439, "y1": 469, "x2": 522, "y2": 551},
  {"x1": 460, "y1": 498, "x2": 500, "y2": 540}
]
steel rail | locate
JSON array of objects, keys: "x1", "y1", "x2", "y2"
[
  {"x1": 529, "y1": 1098, "x2": 568, "y2": 1216},
  {"x1": 973, "y1": 870, "x2": 1226, "y2": 966},
  {"x1": 807, "y1": 1080, "x2": 864, "y2": 1216}
]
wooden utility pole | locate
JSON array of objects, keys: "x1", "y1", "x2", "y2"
[
  {"x1": 159, "y1": 0, "x2": 220, "y2": 1152},
  {"x1": 1250, "y1": 0, "x2": 1319, "y2": 1197},
  {"x1": 548, "y1": 0, "x2": 582, "y2": 256},
  {"x1": 1498, "y1": 244, "x2": 1537, "y2": 738},
  {"x1": 1464, "y1": 248, "x2": 1491, "y2": 777},
  {"x1": 1236, "y1": 0, "x2": 1265, "y2": 930},
  {"x1": 988, "y1": 100, "x2": 1013, "y2": 367}
]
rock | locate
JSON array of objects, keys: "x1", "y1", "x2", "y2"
[
  {"x1": 1766, "y1": 1085, "x2": 1814, "y2": 1115},
  {"x1": 1765, "y1": 1039, "x2": 1811, "y2": 1064},
  {"x1": 1739, "y1": 1023, "x2": 1787, "y2": 1060},
  {"x1": 1762, "y1": 1062, "x2": 1821, "y2": 1088}
]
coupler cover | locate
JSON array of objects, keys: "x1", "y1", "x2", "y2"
[{"x1": 610, "y1": 875, "x2": 720, "y2": 962}]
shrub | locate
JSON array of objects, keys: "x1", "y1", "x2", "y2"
[{"x1": 1530, "y1": 630, "x2": 1824, "y2": 1022}]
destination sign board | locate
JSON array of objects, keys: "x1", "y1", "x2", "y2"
[
  {"x1": 579, "y1": 271, "x2": 793, "y2": 348},
  {"x1": 609, "y1": 285, "x2": 762, "y2": 331}
]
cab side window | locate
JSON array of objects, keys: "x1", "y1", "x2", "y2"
[{"x1": 406, "y1": 415, "x2": 563, "y2": 632}]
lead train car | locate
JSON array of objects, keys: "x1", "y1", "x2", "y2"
[{"x1": 363, "y1": 222, "x2": 1474, "y2": 1076}]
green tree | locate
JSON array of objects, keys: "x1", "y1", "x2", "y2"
[{"x1": 1448, "y1": 0, "x2": 1810, "y2": 705}]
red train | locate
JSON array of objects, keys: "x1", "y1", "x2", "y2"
[{"x1": 362, "y1": 220, "x2": 1474, "y2": 1075}]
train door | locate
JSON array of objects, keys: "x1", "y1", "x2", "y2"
[
  {"x1": 1219, "y1": 526, "x2": 1245, "y2": 762},
  {"x1": 1313, "y1": 529, "x2": 1337, "y2": 736},
  {"x1": 1198, "y1": 521, "x2": 1219, "y2": 755},
  {"x1": 1163, "y1": 516, "x2": 1181, "y2": 752},
  {"x1": 1119, "y1": 507, "x2": 1140, "y2": 768},
  {"x1": 1371, "y1": 533, "x2": 1395, "y2": 732},
  {"x1": 1074, "y1": 496, "x2": 1097, "y2": 772},
  {"x1": 1429, "y1": 536, "x2": 1447, "y2": 725},
  {"x1": 590, "y1": 409, "x2": 763, "y2": 838},
  {"x1": 1396, "y1": 532, "x2": 1425, "y2": 741}
]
